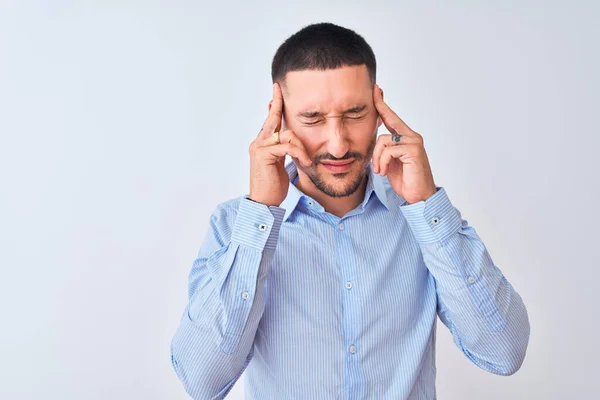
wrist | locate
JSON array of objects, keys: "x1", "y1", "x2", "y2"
[{"x1": 246, "y1": 196, "x2": 275, "y2": 207}]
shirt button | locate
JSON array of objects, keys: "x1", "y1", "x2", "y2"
[
  {"x1": 467, "y1": 276, "x2": 475, "y2": 284},
  {"x1": 258, "y1": 223, "x2": 267, "y2": 231},
  {"x1": 431, "y1": 217, "x2": 440, "y2": 225},
  {"x1": 345, "y1": 281, "x2": 353, "y2": 289},
  {"x1": 241, "y1": 291, "x2": 250, "y2": 300},
  {"x1": 338, "y1": 223, "x2": 345, "y2": 230},
  {"x1": 349, "y1": 345, "x2": 357, "y2": 354},
  {"x1": 308, "y1": 200, "x2": 314, "y2": 206}
]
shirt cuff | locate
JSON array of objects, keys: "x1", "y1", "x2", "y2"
[
  {"x1": 230, "y1": 196, "x2": 286, "y2": 251},
  {"x1": 399, "y1": 187, "x2": 462, "y2": 244}
]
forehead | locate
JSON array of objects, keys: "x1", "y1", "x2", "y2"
[{"x1": 283, "y1": 65, "x2": 372, "y2": 114}]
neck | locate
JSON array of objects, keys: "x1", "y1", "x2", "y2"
[{"x1": 295, "y1": 170, "x2": 368, "y2": 218}]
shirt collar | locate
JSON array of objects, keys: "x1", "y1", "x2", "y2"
[{"x1": 280, "y1": 160, "x2": 390, "y2": 222}]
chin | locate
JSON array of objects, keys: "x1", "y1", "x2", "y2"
[{"x1": 316, "y1": 163, "x2": 367, "y2": 198}]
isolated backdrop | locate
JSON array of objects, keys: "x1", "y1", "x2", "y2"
[{"x1": 1, "y1": 1, "x2": 598, "y2": 399}]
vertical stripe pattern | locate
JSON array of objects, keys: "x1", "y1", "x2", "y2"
[{"x1": 170, "y1": 161, "x2": 530, "y2": 399}]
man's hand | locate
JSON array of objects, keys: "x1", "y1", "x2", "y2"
[
  {"x1": 371, "y1": 83, "x2": 437, "y2": 204},
  {"x1": 248, "y1": 82, "x2": 312, "y2": 207}
]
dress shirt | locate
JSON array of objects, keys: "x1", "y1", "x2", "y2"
[{"x1": 170, "y1": 160, "x2": 530, "y2": 400}]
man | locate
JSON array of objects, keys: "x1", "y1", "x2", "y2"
[{"x1": 170, "y1": 22, "x2": 530, "y2": 400}]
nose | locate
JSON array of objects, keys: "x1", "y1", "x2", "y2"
[{"x1": 324, "y1": 117, "x2": 351, "y2": 159}]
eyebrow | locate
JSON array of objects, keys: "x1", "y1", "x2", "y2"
[{"x1": 296, "y1": 104, "x2": 368, "y2": 118}]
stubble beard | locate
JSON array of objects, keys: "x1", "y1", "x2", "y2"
[{"x1": 303, "y1": 133, "x2": 377, "y2": 198}]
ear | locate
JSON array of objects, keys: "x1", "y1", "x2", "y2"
[{"x1": 377, "y1": 115, "x2": 383, "y2": 128}]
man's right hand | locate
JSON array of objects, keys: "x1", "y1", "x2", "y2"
[{"x1": 248, "y1": 82, "x2": 312, "y2": 207}]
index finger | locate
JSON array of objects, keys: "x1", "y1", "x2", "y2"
[
  {"x1": 373, "y1": 83, "x2": 414, "y2": 136},
  {"x1": 259, "y1": 82, "x2": 284, "y2": 139}
]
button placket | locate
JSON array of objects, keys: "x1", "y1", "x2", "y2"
[{"x1": 336, "y1": 218, "x2": 359, "y2": 372}]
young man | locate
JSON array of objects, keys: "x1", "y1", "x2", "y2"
[{"x1": 170, "y1": 22, "x2": 530, "y2": 400}]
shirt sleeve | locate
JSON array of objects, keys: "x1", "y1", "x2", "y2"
[
  {"x1": 399, "y1": 186, "x2": 530, "y2": 376},
  {"x1": 170, "y1": 196, "x2": 285, "y2": 399}
]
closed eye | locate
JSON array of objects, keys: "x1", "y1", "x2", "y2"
[
  {"x1": 303, "y1": 115, "x2": 365, "y2": 125},
  {"x1": 303, "y1": 120, "x2": 320, "y2": 126}
]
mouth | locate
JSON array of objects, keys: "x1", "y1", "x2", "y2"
[{"x1": 321, "y1": 160, "x2": 355, "y2": 173}]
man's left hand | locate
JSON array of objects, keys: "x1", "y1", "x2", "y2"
[{"x1": 371, "y1": 83, "x2": 438, "y2": 205}]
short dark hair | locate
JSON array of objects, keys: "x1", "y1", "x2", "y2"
[{"x1": 271, "y1": 22, "x2": 377, "y2": 93}]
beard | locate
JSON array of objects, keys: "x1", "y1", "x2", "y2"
[{"x1": 302, "y1": 133, "x2": 377, "y2": 198}]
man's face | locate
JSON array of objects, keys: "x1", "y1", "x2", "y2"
[{"x1": 280, "y1": 64, "x2": 383, "y2": 198}]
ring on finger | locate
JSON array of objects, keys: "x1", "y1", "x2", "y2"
[
  {"x1": 391, "y1": 133, "x2": 402, "y2": 143},
  {"x1": 271, "y1": 131, "x2": 280, "y2": 144}
]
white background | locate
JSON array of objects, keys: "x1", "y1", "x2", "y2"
[{"x1": 1, "y1": 1, "x2": 598, "y2": 399}]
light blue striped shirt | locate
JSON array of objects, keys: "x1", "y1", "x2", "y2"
[{"x1": 170, "y1": 160, "x2": 530, "y2": 399}]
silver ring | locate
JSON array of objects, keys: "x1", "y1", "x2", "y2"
[{"x1": 391, "y1": 133, "x2": 402, "y2": 142}]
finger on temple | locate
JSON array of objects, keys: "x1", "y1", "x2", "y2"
[{"x1": 261, "y1": 83, "x2": 283, "y2": 139}]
